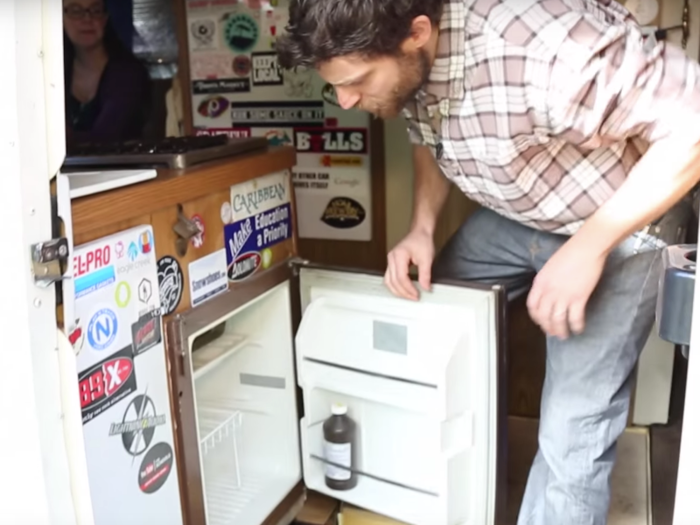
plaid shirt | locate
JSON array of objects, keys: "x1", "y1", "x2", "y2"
[{"x1": 403, "y1": 0, "x2": 700, "y2": 236}]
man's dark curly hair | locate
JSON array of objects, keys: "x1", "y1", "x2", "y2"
[{"x1": 276, "y1": 0, "x2": 445, "y2": 70}]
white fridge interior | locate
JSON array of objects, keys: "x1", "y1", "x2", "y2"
[
  {"x1": 187, "y1": 281, "x2": 301, "y2": 525},
  {"x1": 186, "y1": 266, "x2": 501, "y2": 525}
]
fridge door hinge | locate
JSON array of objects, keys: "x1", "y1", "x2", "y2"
[
  {"x1": 31, "y1": 237, "x2": 69, "y2": 287},
  {"x1": 288, "y1": 256, "x2": 310, "y2": 275}
]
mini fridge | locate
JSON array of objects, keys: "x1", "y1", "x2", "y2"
[{"x1": 166, "y1": 260, "x2": 508, "y2": 525}]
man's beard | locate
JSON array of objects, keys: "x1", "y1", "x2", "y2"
[{"x1": 360, "y1": 49, "x2": 431, "y2": 119}]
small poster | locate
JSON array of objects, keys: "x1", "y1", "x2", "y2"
[
  {"x1": 185, "y1": 0, "x2": 373, "y2": 241},
  {"x1": 292, "y1": 167, "x2": 372, "y2": 241}
]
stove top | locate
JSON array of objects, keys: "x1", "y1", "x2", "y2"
[{"x1": 62, "y1": 135, "x2": 269, "y2": 170}]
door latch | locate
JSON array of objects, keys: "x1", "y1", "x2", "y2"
[{"x1": 31, "y1": 237, "x2": 69, "y2": 287}]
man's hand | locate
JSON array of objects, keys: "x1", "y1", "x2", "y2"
[
  {"x1": 384, "y1": 228, "x2": 435, "y2": 300},
  {"x1": 526, "y1": 238, "x2": 606, "y2": 340}
]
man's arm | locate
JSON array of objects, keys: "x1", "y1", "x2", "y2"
[
  {"x1": 410, "y1": 144, "x2": 451, "y2": 236},
  {"x1": 544, "y1": 14, "x2": 700, "y2": 257},
  {"x1": 384, "y1": 140, "x2": 451, "y2": 299},
  {"x1": 523, "y1": 6, "x2": 700, "y2": 338}
]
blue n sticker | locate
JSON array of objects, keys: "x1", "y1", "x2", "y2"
[{"x1": 87, "y1": 308, "x2": 118, "y2": 351}]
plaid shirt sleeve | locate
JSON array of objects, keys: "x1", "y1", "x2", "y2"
[{"x1": 544, "y1": 7, "x2": 700, "y2": 148}]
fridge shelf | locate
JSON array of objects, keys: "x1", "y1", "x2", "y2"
[
  {"x1": 199, "y1": 405, "x2": 243, "y2": 456},
  {"x1": 192, "y1": 332, "x2": 250, "y2": 379},
  {"x1": 205, "y1": 472, "x2": 275, "y2": 525}
]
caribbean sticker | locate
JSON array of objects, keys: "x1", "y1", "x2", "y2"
[
  {"x1": 157, "y1": 256, "x2": 183, "y2": 316},
  {"x1": 321, "y1": 197, "x2": 367, "y2": 229},
  {"x1": 224, "y1": 13, "x2": 259, "y2": 53}
]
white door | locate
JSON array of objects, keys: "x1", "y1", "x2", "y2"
[
  {"x1": 295, "y1": 266, "x2": 505, "y2": 525},
  {"x1": 0, "y1": 2, "x2": 80, "y2": 525},
  {"x1": 672, "y1": 215, "x2": 700, "y2": 524}
]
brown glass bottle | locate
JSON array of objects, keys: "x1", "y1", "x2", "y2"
[{"x1": 322, "y1": 403, "x2": 358, "y2": 490}]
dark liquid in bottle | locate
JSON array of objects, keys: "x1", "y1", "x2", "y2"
[{"x1": 322, "y1": 403, "x2": 358, "y2": 490}]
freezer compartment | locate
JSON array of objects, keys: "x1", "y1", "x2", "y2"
[
  {"x1": 187, "y1": 281, "x2": 301, "y2": 525},
  {"x1": 296, "y1": 268, "x2": 496, "y2": 411}
]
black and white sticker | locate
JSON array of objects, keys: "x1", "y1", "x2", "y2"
[
  {"x1": 251, "y1": 52, "x2": 283, "y2": 86},
  {"x1": 157, "y1": 256, "x2": 183, "y2": 316},
  {"x1": 109, "y1": 393, "x2": 166, "y2": 458},
  {"x1": 138, "y1": 442, "x2": 174, "y2": 494}
]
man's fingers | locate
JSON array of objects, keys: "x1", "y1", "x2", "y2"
[
  {"x1": 568, "y1": 300, "x2": 586, "y2": 335},
  {"x1": 550, "y1": 303, "x2": 570, "y2": 340},
  {"x1": 417, "y1": 259, "x2": 432, "y2": 292},
  {"x1": 387, "y1": 250, "x2": 417, "y2": 300}
]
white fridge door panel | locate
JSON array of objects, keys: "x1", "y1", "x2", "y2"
[
  {"x1": 296, "y1": 267, "x2": 502, "y2": 525},
  {"x1": 70, "y1": 226, "x2": 183, "y2": 525}
]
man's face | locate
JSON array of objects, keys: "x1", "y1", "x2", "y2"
[{"x1": 317, "y1": 49, "x2": 431, "y2": 119}]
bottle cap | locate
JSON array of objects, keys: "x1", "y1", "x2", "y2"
[{"x1": 331, "y1": 403, "x2": 347, "y2": 415}]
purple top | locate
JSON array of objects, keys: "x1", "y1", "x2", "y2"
[{"x1": 66, "y1": 57, "x2": 151, "y2": 146}]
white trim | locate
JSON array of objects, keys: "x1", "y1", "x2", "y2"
[
  {"x1": 673, "y1": 218, "x2": 700, "y2": 524},
  {"x1": 0, "y1": 2, "x2": 76, "y2": 524}
]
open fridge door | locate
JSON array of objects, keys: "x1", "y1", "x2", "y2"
[
  {"x1": 295, "y1": 265, "x2": 507, "y2": 525},
  {"x1": 68, "y1": 226, "x2": 183, "y2": 525}
]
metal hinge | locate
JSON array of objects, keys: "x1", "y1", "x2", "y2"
[{"x1": 31, "y1": 237, "x2": 69, "y2": 287}]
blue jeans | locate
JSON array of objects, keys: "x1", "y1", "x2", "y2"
[{"x1": 432, "y1": 202, "x2": 691, "y2": 525}]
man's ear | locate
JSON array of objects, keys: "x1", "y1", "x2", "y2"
[{"x1": 403, "y1": 15, "x2": 433, "y2": 52}]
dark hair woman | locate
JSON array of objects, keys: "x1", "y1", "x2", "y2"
[{"x1": 63, "y1": 0, "x2": 151, "y2": 148}]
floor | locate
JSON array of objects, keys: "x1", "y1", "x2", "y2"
[
  {"x1": 506, "y1": 417, "x2": 651, "y2": 525},
  {"x1": 506, "y1": 349, "x2": 688, "y2": 525}
]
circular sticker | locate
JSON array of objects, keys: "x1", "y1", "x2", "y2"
[
  {"x1": 114, "y1": 394, "x2": 165, "y2": 457},
  {"x1": 320, "y1": 196, "x2": 367, "y2": 229},
  {"x1": 191, "y1": 215, "x2": 205, "y2": 249},
  {"x1": 224, "y1": 13, "x2": 259, "y2": 53},
  {"x1": 157, "y1": 256, "x2": 183, "y2": 316},
  {"x1": 87, "y1": 308, "x2": 118, "y2": 351},
  {"x1": 115, "y1": 281, "x2": 132, "y2": 308},
  {"x1": 138, "y1": 442, "x2": 174, "y2": 494},
  {"x1": 220, "y1": 202, "x2": 232, "y2": 224},
  {"x1": 262, "y1": 248, "x2": 273, "y2": 269},
  {"x1": 232, "y1": 55, "x2": 251, "y2": 76}
]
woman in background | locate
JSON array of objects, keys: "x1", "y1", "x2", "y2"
[{"x1": 63, "y1": 0, "x2": 151, "y2": 148}]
